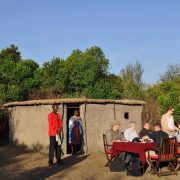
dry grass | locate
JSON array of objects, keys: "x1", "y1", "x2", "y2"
[{"x1": 0, "y1": 144, "x2": 179, "y2": 180}]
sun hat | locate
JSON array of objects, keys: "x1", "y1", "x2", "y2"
[{"x1": 111, "y1": 121, "x2": 120, "y2": 126}]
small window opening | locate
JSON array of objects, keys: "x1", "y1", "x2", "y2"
[{"x1": 124, "y1": 112, "x2": 129, "y2": 119}]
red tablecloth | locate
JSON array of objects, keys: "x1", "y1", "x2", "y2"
[
  {"x1": 112, "y1": 141, "x2": 155, "y2": 164},
  {"x1": 177, "y1": 142, "x2": 180, "y2": 154}
]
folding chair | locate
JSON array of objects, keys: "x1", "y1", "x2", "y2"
[
  {"x1": 103, "y1": 134, "x2": 116, "y2": 167},
  {"x1": 147, "y1": 137, "x2": 177, "y2": 176}
]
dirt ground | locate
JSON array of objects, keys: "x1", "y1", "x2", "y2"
[{"x1": 0, "y1": 142, "x2": 179, "y2": 180}]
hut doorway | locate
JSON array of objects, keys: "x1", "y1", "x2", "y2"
[
  {"x1": 0, "y1": 109, "x2": 9, "y2": 146},
  {"x1": 66, "y1": 104, "x2": 80, "y2": 154}
]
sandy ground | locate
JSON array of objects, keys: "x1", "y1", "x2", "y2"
[{"x1": 0, "y1": 142, "x2": 179, "y2": 180}]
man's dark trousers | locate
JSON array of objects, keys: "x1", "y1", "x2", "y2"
[{"x1": 49, "y1": 136, "x2": 61, "y2": 164}]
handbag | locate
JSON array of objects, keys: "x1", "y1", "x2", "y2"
[
  {"x1": 126, "y1": 156, "x2": 142, "y2": 176},
  {"x1": 109, "y1": 158, "x2": 126, "y2": 172}
]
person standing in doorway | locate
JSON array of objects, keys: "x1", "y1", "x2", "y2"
[
  {"x1": 69, "y1": 109, "x2": 83, "y2": 155},
  {"x1": 48, "y1": 104, "x2": 63, "y2": 166}
]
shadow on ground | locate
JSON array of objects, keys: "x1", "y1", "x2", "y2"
[
  {"x1": 0, "y1": 139, "x2": 89, "y2": 180},
  {"x1": 22, "y1": 155, "x2": 89, "y2": 180}
]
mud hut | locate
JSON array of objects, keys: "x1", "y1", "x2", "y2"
[{"x1": 4, "y1": 98, "x2": 145, "y2": 154}]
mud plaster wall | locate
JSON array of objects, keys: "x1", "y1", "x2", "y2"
[
  {"x1": 84, "y1": 104, "x2": 143, "y2": 152},
  {"x1": 9, "y1": 105, "x2": 66, "y2": 152},
  {"x1": 9, "y1": 103, "x2": 143, "y2": 153}
]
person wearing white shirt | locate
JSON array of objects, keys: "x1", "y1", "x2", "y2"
[
  {"x1": 161, "y1": 106, "x2": 179, "y2": 137},
  {"x1": 124, "y1": 121, "x2": 138, "y2": 141},
  {"x1": 175, "y1": 121, "x2": 180, "y2": 171},
  {"x1": 175, "y1": 121, "x2": 180, "y2": 143}
]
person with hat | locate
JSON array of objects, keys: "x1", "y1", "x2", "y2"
[{"x1": 105, "y1": 121, "x2": 124, "y2": 145}]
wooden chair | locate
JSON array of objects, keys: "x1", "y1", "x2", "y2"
[
  {"x1": 147, "y1": 137, "x2": 177, "y2": 176},
  {"x1": 103, "y1": 134, "x2": 116, "y2": 167},
  {"x1": 175, "y1": 142, "x2": 180, "y2": 171}
]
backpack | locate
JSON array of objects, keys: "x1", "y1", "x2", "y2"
[
  {"x1": 126, "y1": 156, "x2": 142, "y2": 176},
  {"x1": 109, "y1": 158, "x2": 126, "y2": 172}
]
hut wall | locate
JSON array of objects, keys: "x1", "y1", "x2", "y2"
[
  {"x1": 9, "y1": 103, "x2": 143, "y2": 153},
  {"x1": 84, "y1": 104, "x2": 143, "y2": 152},
  {"x1": 115, "y1": 104, "x2": 143, "y2": 132},
  {"x1": 9, "y1": 105, "x2": 66, "y2": 152},
  {"x1": 85, "y1": 104, "x2": 115, "y2": 152}
]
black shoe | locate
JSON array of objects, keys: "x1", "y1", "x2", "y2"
[
  {"x1": 48, "y1": 160, "x2": 54, "y2": 166},
  {"x1": 49, "y1": 163, "x2": 54, "y2": 166},
  {"x1": 56, "y1": 160, "x2": 62, "y2": 164},
  {"x1": 56, "y1": 160, "x2": 65, "y2": 165}
]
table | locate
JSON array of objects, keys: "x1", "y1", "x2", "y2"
[{"x1": 112, "y1": 141, "x2": 155, "y2": 165}]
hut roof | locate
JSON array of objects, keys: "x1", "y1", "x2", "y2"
[{"x1": 3, "y1": 98, "x2": 146, "y2": 107}]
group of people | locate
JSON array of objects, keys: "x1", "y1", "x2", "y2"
[
  {"x1": 106, "y1": 106, "x2": 180, "y2": 170},
  {"x1": 47, "y1": 105, "x2": 83, "y2": 166},
  {"x1": 47, "y1": 104, "x2": 179, "y2": 169}
]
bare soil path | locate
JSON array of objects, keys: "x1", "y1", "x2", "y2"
[{"x1": 0, "y1": 143, "x2": 179, "y2": 180}]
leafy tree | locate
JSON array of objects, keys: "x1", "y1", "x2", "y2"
[
  {"x1": 13, "y1": 60, "x2": 39, "y2": 99},
  {"x1": 119, "y1": 61, "x2": 144, "y2": 99},
  {"x1": 160, "y1": 63, "x2": 180, "y2": 82},
  {"x1": 120, "y1": 61, "x2": 144, "y2": 86},
  {"x1": 34, "y1": 46, "x2": 110, "y2": 98},
  {"x1": 0, "y1": 60, "x2": 16, "y2": 102},
  {"x1": 34, "y1": 57, "x2": 67, "y2": 95},
  {"x1": 122, "y1": 80, "x2": 143, "y2": 100},
  {"x1": 64, "y1": 46, "x2": 109, "y2": 96},
  {"x1": 157, "y1": 80, "x2": 180, "y2": 122},
  {"x1": 0, "y1": 44, "x2": 21, "y2": 64},
  {"x1": 0, "y1": 58, "x2": 39, "y2": 102},
  {"x1": 84, "y1": 74, "x2": 123, "y2": 99}
]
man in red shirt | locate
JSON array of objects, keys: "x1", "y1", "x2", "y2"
[{"x1": 48, "y1": 104, "x2": 63, "y2": 166}]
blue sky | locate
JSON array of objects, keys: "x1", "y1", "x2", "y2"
[{"x1": 0, "y1": 0, "x2": 180, "y2": 84}]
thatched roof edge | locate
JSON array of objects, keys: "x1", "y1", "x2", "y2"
[{"x1": 3, "y1": 98, "x2": 146, "y2": 107}]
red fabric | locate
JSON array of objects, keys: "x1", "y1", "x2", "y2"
[
  {"x1": 106, "y1": 149, "x2": 113, "y2": 154},
  {"x1": 161, "y1": 154, "x2": 174, "y2": 159},
  {"x1": 177, "y1": 143, "x2": 180, "y2": 154},
  {"x1": 149, "y1": 155, "x2": 158, "y2": 159},
  {"x1": 177, "y1": 150, "x2": 180, "y2": 154},
  {"x1": 113, "y1": 142, "x2": 155, "y2": 165},
  {"x1": 150, "y1": 154, "x2": 174, "y2": 160},
  {"x1": 48, "y1": 112, "x2": 62, "y2": 136},
  {"x1": 74, "y1": 121, "x2": 80, "y2": 144}
]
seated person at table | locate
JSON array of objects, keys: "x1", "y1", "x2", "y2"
[
  {"x1": 143, "y1": 123, "x2": 169, "y2": 168},
  {"x1": 139, "y1": 122, "x2": 152, "y2": 138},
  {"x1": 175, "y1": 121, "x2": 180, "y2": 143},
  {"x1": 175, "y1": 121, "x2": 180, "y2": 171},
  {"x1": 106, "y1": 121, "x2": 123, "y2": 145},
  {"x1": 124, "y1": 121, "x2": 138, "y2": 142}
]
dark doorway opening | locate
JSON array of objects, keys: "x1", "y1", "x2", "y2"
[
  {"x1": 0, "y1": 109, "x2": 9, "y2": 146},
  {"x1": 66, "y1": 104, "x2": 80, "y2": 154}
]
